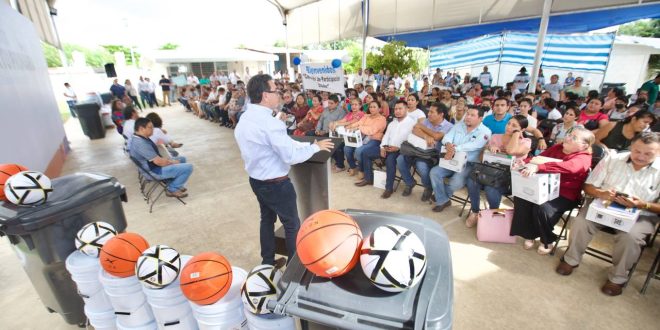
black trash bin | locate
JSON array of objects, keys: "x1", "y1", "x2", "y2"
[
  {"x1": 75, "y1": 102, "x2": 106, "y2": 140},
  {"x1": 0, "y1": 172, "x2": 128, "y2": 326}
]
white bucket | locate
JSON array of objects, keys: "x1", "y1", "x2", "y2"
[
  {"x1": 190, "y1": 267, "x2": 248, "y2": 330},
  {"x1": 116, "y1": 320, "x2": 157, "y2": 330},
  {"x1": 75, "y1": 278, "x2": 104, "y2": 297},
  {"x1": 244, "y1": 309, "x2": 296, "y2": 330},
  {"x1": 85, "y1": 305, "x2": 117, "y2": 330},
  {"x1": 116, "y1": 300, "x2": 155, "y2": 328},
  {"x1": 150, "y1": 301, "x2": 193, "y2": 329},
  {"x1": 100, "y1": 270, "x2": 142, "y2": 294},
  {"x1": 156, "y1": 311, "x2": 198, "y2": 330},
  {"x1": 66, "y1": 251, "x2": 102, "y2": 282},
  {"x1": 107, "y1": 286, "x2": 148, "y2": 312},
  {"x1": 81, "y1": 285, "x2": 114, "y2": 313},
  {"x1": 142, "y1": 255, "x2": 191, "y2": 306}
]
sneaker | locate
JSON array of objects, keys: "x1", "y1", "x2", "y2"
[
  {"x1": 402, "y1": 185, "x2": 413, "y2": 196},
  {"x1": 537, "y1": 242, "x2": 554, "y2": 255},
  {"x1": 465, "y1": 211, "x2": 478, "y2": 228},
  {"x1": 421, "y1": 188, "x2": 432, "y2": 202}
]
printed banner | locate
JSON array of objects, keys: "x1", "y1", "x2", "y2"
[{"x1": 300, "y1": 64, "x2": 345, "y2": 95}]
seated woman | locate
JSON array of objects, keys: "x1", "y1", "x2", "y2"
[
  {"x1": 606, "y1": 96, "x2": 629, "y2": 121},
  {"x1": 290, "y1": 94, "x2": 310, "y2": 124},
  {"x1": 510, "y1": 127, "x2": 594, "y2": 255},
  {"x1": 594, "y1": 110, "x2": 657, "y2": 152},
  {"x1": 450, "y1": 96, "x2": 468, "y2": 123},
  {"x1": 111, "y1": 99, "x2": 126, "y2": 134},
  {"x1": 344, "y1": 101, "x2": 387, "y2": 179},
  {"x1": 293, "y1": 94, "x2": 324, "y2": 136},
  {"x1": 329, "y1": 98, "x2": 365, "y2": 133},
  {"x1": 577, "y1": 98, "x2": 609, "y2": 131},
  {"x1": 549, "y1": 106, "x2": 583, "y2": 144},
  {"x1": 465, "y1": 115, "x2": 532, "y2": 227}
]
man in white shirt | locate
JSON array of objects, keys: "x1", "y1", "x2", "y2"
[
  {"x1": 353, "y1": 68, "x2": 365, "y2": 87},
  {"x1": 356, "y1": 84, "x2": 368, "y2": 100},
  {"x1": 479, "y1": 66, "x2": 493, "y2": 89},
  {"x1": 138, "y1": 76, "x2": 151, "y2": 108},
  {"x1": 356, "y1": 100, "x2": 415, "y2": 198},
  {"x1": 514, "y1": 67, "x2": 530, "y2": 92},
  {"x1": 146, "y1": 78, "x2": 159, "y2": 107},
  {"x1": 406, "y1": 94, "x2": 426, "y2": 122},
  {"x1": 544, "y1": 74, "x2": 563, "y2": 101},
  {"x1": 229, "y1": 70, "x2": 240, "y2": 85},
  {"x1": 545, "y1": 98, "x2": 562, "y2": 120},
  {"x1": 244, "y1": 67, "x2": 252, "y2": 84},
  {"x1": 63, "y1": 82, "x2": 78, "y2": 118},
  {"x1": 393, "y1": 73, "x2": 403, "y2": 90},
  {"x1": 219, "y1": 71, "x2": 229, "y2": 85}
]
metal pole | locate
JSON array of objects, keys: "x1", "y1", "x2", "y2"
[
  {"x1": 285, "y1": 18, "x2": 291, "y2": 81},
  {"x1": 599, "y1": 33, "x2": 616, "y2": 92},
  {"x1": 362, "y1": 0, "x2": 369, "y2": 69},
  {"x1": 496, "y1": 33, "x2": 505, "y2": 87},
  {"x1": 528, "y1": 0, "x2": 553, "y2": 94}
]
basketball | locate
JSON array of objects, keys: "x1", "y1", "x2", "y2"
[
  {"x1": 0, "y1": 164, "x2": 28, "y2": 201},
  {"x1": 136, "y1": 245, "x2": 181, "y2": 289},
  {"x1": 99, "y1": 232, "x2": 150, "y2": 277},
  {"x1": 75, "y1": 221, "x2": 118, "y2": 257},
  {"x1": 241, "y1": 264, "x2": 283, "y2": 314},
  {"x1": 3, "y1": 171, "x2": 52, "y2": 206},
  {"x1": 179, "y1": 252, "x2": 233, "y2": 305},
  {"x1": 360, "y1": 224, "x2": 427, "y2": 292},
  {"x1": 296, "y1": 210, "x2": 363, "y2": 278}
]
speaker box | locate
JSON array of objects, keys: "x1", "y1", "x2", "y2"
[{"x1": 104, "y1": 63, "x2": 117, "y2": 78}]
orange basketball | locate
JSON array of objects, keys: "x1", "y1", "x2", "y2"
[
  {"x1": 99, "y1": 232, "x2": 149, "y2": 277},
  {"x1": 180, "y1": 252, "x2": 233, "y2": 305},
  {"x1": 0, "y1": 164, "x2": 28, "y2": 201},
  {"x1": 296, "y1": 210, "x2": 363, "y2": 278}
]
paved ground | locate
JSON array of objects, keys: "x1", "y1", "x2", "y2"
[{"x1": 0, "y1": 104, "x2": 658, "y2": 329}]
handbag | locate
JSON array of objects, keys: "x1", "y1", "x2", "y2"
[
  {"x1": 476, "y1": 209, "x2": 517, "y2": 243},
  {"x1": 470, "y1": 162, "x2": 511, "y2": 191},
  {"x1": 399, "y1": 141, "x2": 440, "y2": 165}
]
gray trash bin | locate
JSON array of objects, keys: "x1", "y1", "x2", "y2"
[
  {"x1": 0, "y1": 172, "x2": 128, "y2": 326},
  {"x1": 269, "y1": 209, "x2": 453, "y2": 330},
  {"x1": 75, "y1": 102, "x2": 106, "y2": 140}
]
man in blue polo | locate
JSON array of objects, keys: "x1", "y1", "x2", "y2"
[
  {"x1": 110, "y1": 79, "x2": 126, "y2": 99},
  {"x1": 484, "y1": 97, "x2": 548, "y2": 150}
]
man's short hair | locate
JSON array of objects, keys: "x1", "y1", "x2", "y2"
[
  {"x1": 328, "y1": 94, "x2": 340, "y2": 103},
  {"x1": 519, "y1": 98, "x2": 533, "y2": 107},
  {"x1": 494, "y1": 97, "x2": 509, "y2": 105},
  {"x1": 430, "y1": 102, "x2": 448, "y2": 118},
  {"x1": 246, "y1": 74, "x2": 273, "y2": 104},
  {"x1": 631, "y1": 131, "x2": 660, "y2": 145},
  {"x1": 122, "y1": 106, "x2": 137, "y2": 120},
  {"x1": 468, "y1": 106, "x2": 486, "y2": 118},
  {"x1": 395, "y1": 99, "x2": 408, "y2": 107},
  {"x1": 408, "y1": 93, "x2": 420, "y2": 102},
  {"x1": 134, "y1": 117, "x2": 151, "y2": 131},
  {"x1": 544, "y1": 98, "x2": 557, "y2": 109}
]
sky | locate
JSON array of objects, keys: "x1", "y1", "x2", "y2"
[{"x1": 53, "y1": 0, "x2": 287, "y2": 50}]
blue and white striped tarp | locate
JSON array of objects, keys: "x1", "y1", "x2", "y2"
[{"x1": 430, "y1": 32, "x2": 615, "y2": 73}]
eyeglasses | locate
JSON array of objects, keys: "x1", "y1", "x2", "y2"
[
  {"x1": 264, "y1": 90, "x2": 282, "y2": 96},
  {"x1": 565, "y1": 134, "x2": 584, "y2": 144}
]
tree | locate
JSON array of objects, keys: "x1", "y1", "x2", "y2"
[
  {"x1": 366, "y1": 41, "x2": 421, "y2": 76},
  {"x1": 272, "y1": 40, "x2": 285, "y2": 47},
  {"x1": 159, "y1": 43, "x2": 179, "y2": 50},
  {"x1": 62, "y1": 44, "x2": 114, "y2": 68},
  {"x1": 102, "y1": 45, "x2": 140, "y2": 66},
  {"x1": 42, "y1": 42, "x2": 62, "y2": 68},
  {"x1": 618, "y1": 19, "x2": 660, "y2": 38}
]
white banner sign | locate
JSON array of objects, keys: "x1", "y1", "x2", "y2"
[{"x1": 300, "y1": 64, "x2": 345, "y2": 95}]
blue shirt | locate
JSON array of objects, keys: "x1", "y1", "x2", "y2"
[
  {"x1": 423, "y1": 118, "x2": 453, "y2": 134},
  {"x1": 441, "y1": 122, "x2": 491, "y2": 162},
  {"x1": 482, "y1": 113, "x2": 512, "y2": 134},
  {"x1": 128, "y1": 134, "x2": 162, "y2": 174},
  {"x1": 235, "y1": 103, "x2": 320, "y2": 180},
  {"x1": 110, "y1": 84, "x2": 126, "y2": 98}
]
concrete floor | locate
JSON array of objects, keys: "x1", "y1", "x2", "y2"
[{"x1": 0, "y1": 104, "x2": 658, "y2": 330}]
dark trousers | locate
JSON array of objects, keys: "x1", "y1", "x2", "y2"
[
  {"x1": 511, "y1": 196, "x2": 577, "y2": 246},
  {"x1": 249, "y1": 177, "x2": 301, "y2": 265},
  {"x1": 333, "y1": 141, "x2": 345, "y2": 169},
  {"x1": 129, "y1": 95, "x2": 142, "y2": 110},
  {"x1": 149, "y1": 92, "x2": 158, "y2": 107},
  {"x1": 139, "y1": 91, "x2": 151, "y2": 108}
]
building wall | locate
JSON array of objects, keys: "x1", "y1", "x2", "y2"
[
  {"x1": 0, "y1": 3, "x2": 67, "y2": 176},
  {"x1": 603, "y1": 43, "x2": 652, "y2": 94}
]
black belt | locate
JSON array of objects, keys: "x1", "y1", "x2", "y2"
[{"x1": 254, "y1": 175, "x2": 289, "y2": 183}]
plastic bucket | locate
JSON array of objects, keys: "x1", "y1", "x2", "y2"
[
  {"x1": 100, "y1": 270, "x2": 142, "y2": 294},
  {"x1": 75, "y1": 277, "x2": 104, "y2": 296},
  {"x1": 107, "y1": 286, "x2": 148, "y2": 312},
  {"x1": 116, "y1": 300, "x2": 155, "y2": 328},
  {"x1": 81, "y1": 285, "x2": 113, "y2": 313},
  {"x1": 190, "y1": 267, "x2": 247, "y2": 330},
  {"x1": 195, "y1": 310, "x2": 247, "y2": 330},
  {"x1": 156, "y1": 311, "x2": 197, "y2": 330},
  {"x1": 150, "y1": 301, "x2": 193, "y2": 328},
  {"x1": 244, "y1": 309, "x2": 296, "y2": 330},
  {"x1": 116, "y1": 320, "x2": 157, "y2": 330},
  {"x1": 142, "y1": 255, "x2": 191, "y2": 306},
  {"x1": 85, "y1": 305, "x2": 117, "y2": 330},
  {"x1": 66, "y1": 251, "x2": 102, "y2": 280}
]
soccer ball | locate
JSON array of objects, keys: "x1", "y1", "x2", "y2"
[
  {"x1": 241, "y1": 264, "x2": 283, "y2": 314},
  {"x1": 3, "y1": 171, "x2": 52, "y2": 206},
  {"x1": 74, "y1": 221, "x2": 118, "y2": 257},
  {"x1": 136, "y1": 245, "x2": 181, "y2": 289},
  {"x1": 360, "y1": 224, "x2": 427, "y2": 292}
]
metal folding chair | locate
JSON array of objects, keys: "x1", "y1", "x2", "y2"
[{"x1": 128, "y1": 156, "x2": 186, "y2": 213}]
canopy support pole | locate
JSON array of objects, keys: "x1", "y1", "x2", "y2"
[
  {"x1": 528, "y1": 0, "x2": 553, "y2": 93},
  {"x1": 285, "y1": 18, "x2": 291, "y2": 81},
  {"x1": 361, "y1": 0, "x2": 370, "y2": 70}
]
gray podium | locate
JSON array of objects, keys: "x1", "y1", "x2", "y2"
[{"x1": 274, "y1": 136, "x2": 342, "y2": 255}]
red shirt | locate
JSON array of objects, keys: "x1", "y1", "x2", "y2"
[{"x1": 524, "y1": 144, "x2": 592, "y2": 201}]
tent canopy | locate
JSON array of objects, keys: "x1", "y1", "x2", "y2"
[{"x1": 280, "y1": 0, "x2": 660, "y2": 48}]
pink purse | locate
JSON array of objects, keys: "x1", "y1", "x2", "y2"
[{"x1": 476, "y1": 209, "x2": 517, "y2": 244}]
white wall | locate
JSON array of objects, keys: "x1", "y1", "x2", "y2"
[
  {"x1": 0, "y1": 3, "x2": 66, "y2": 171},
  {"x1": 604, "y1": 43, "x2": 652, "y2": 94}
]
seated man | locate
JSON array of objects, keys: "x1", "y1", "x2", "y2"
[
  {"x1": 397, "y1": 102, "x2": 453, "y2": 201},
  {"x1": 129, "y1": 117, "x2": 193, "y2": 198},
  {"x1": 429, "y1": 107, "x2": 491, "y2": 212},
  {"x1": 363, "y1": 100, "x2": 414, "y2": 198},
  {"x1": 484, "y1": 97, "x2": 547, "y2": 150},
  {"x1": 556, "y1": 132, "x2": 660, "y2": 296}
]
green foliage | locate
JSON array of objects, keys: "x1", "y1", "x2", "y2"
[
  {"x1": 159, "y1": 43, "x2": 179, "y2": 50},
  {"x1": 366, "y1": 41, "x2": 422, "y2": 76},
  {"x1": 343, "y1": 44, "x2": 363, "y2": 74},
  {"x1": 273, "y1": 40, "x2": 286, "y2": 47},
  {"x1": 62, "y1": 44, "x2": 114, "y2": 68},
  {"x1": 41, "y1": 42, "x2": 62, "y2": 67},
  {"x1": 101, "y1": 45, "x2": 140, "y2": 66},
  {"x1": 618, "y1": 19, "x2": 660, "y2": 38}
]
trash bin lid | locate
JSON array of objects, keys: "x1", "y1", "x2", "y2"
[
  {"x1": 0, "y1": 172, "x2": 125, "y2": 235},
  {"x1": 270, "y1": 209, "x2": 453, "y2": 330}
]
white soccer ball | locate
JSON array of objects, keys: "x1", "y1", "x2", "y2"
[
  {"x1": 136, "y1": 245, "x2": 181, "y2": 289},
  {"x1": 74, "y1": 221, "x2": 118, "y2": 257},
  {"x1": 241, "y1": 264, "x2": 283, "y2": 314},
  {"x1": 360, "y1": 224, "x2": 427, "y2": 292},
  {"x1": 3, "y1": 171, "x2": 53, "y2": 206}
]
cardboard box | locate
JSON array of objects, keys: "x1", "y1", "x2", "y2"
[
  {"x1": 407, "y1": 134, "x2": 431, "y2": 150},
  {"x1": 343, "y1": 129, "x2": 363, "y2": 148},
  {"x1": 438, "y1": 147, "x2": 467, "y2": 172},
  {"x1": 511, "y1": 171, "x2": 560, "y2": 204},
  {"x1": 373, "y1": 170, "x2": 387, "y2": 190},
  {"x1": 330, "y1": 126, "x2": 347, "y2": 138},
  {"x1": 586, "y1": 199, "x2": 640, "y2": 232},
  {"x1": 483, "y1": 151, "x2": 513, "y2": 167}
]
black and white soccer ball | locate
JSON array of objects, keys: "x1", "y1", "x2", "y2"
[
  {"x1": 74, "y1": 221, "x2": 118, "y2": 257},
  {"x1": 360, "y1": 224, "x2": 427, "y2": 292},
  {"x1": 136, "y1": 245, "x2": 181, "y2": 289},
  {"x1": 241, "y1": 264, "x2": 283, "y2": 314},
  {"x1": 3, "y1": 171, "x2": 53, "y2": 206}
]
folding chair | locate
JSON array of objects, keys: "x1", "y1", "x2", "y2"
[
  {"x1": 641, "y1": 225, "x2": 660, "y2": 294},
  {"x1": 128, "y1": 156, "x2": 186, "y2": 213}
]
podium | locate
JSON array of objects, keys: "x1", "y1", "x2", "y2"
[{"x1": 274, "y1": 135, "x2": 342, "y2": 255}]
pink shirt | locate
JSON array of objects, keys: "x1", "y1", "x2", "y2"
[
  {"x1": 489, "y1": 134, "x2": 532, "y2": 158},
  {"x1": 344, "y1": 111, "x2": 365, "y2": 122}
]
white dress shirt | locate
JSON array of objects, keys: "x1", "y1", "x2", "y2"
[
  {"x1": 381, "y1": 116, "x2": 415, "y2": 148},
  {"x1": 235, "y1": 103, "x2": 320, "y2": 180},
  {"x1": 407, "y1": 109, "x2": 426, "y2": 122}
]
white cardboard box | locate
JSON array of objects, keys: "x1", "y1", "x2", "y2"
[
  {"x1": 330, "y1": 126, "x2": 347, "y2": 138},
  {"x1": 407, "y1": 134, "x2": 430, "y2": 150},
  {"x1": 343, "y1": 129, "x2": 363, "y2": 148},
  {"x1": 483, "y1": 151, "x2": 514, "y2": 167},
  {"x1": 373, "y1": 170, "x2": 387, "y2": 190},
  {"x1": 438, "y1": 147, "x2": 468, "y2": 172},
  {"x1": 511, "y1": 171, "x2": 560, "y2": 204},
  {"x1": 586, "y1": 199, "x2": 640, "y2": 232}
]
